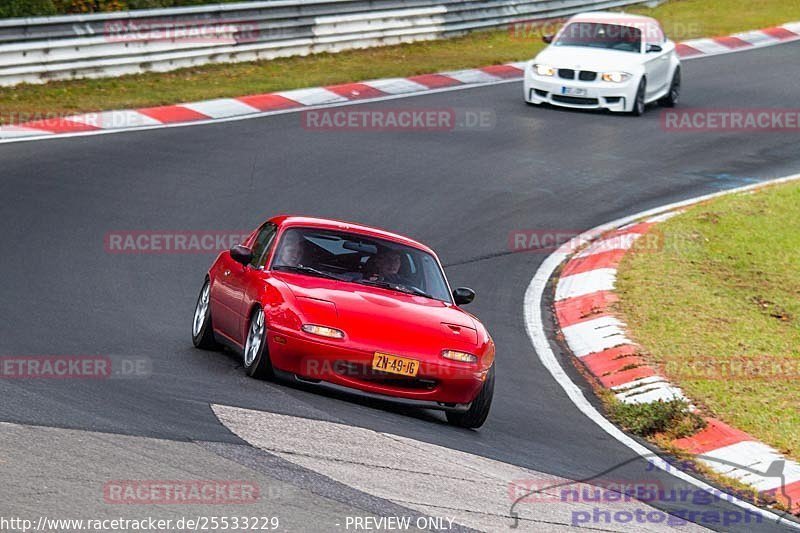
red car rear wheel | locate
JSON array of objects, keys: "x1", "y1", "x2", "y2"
[{"x1": 192, "y1": 279, "x2": 220, "y2": 350}]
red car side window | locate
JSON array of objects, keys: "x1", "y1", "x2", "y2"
[{"x1": 250, "y1": 222, "x2": 278, "y2": 268}]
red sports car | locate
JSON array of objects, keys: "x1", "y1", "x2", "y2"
[{"x1": 191, "y1": 216, "x2": 495, "y2": 428}]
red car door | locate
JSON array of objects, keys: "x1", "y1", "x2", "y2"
[
  {"x1": 216, "y1": 222, "x2": 279, "y2": 345},
  {"x1": 210, "y1": 253, "x2": 249, "y2": 345}
]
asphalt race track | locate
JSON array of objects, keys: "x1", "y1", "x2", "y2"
[{"x1": 1, "y1": 41, "x2": 799, "y2": 531}]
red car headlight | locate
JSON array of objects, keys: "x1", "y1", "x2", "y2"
[
  {"x1": 302, "y1": 324, "x2": 345, "y2": 339},
  {"x1": 441, "y1": 350, "x2": 478, "y2": 364}
]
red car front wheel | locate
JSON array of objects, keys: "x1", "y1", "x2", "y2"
[
  {"x1": 446, "y1": 364, "x2": 494, "y2": 429},
  {"x1": 243, "y1": 307, "x2": 275, "y2": 379}
]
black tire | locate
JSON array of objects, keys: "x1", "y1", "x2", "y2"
[
  {"x1": 191, "y1": 279, "x2": 220, "y2": 350},
  {"x1": 446, "y1": 365, "x2": 495, "y2": 429},
  {"x1": 630, "y1": 77, "x2": 646, "y2": 116},
  {"x1": 242, "y1": 306, "x2": 274, "y2": 379},
  {"x1": 659, "y1": 67, "x2": 681, "y2": 108}
]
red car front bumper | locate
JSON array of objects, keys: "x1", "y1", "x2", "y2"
[{"x1": 266, "y1": 328, "x2": 489, "y2": 405}]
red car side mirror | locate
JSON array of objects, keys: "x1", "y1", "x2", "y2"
[
  {"x1": 230, "y1": 245, "x2": 253, "y2": 266},
  {"x1": 453, "y1": 287, "x2": 476, "y2": 306}
]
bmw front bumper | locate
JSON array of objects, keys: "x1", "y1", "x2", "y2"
[{"x1": 524, "y1": 72, "x2": 637, "y2": 113}]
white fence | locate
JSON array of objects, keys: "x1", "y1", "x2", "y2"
[{"x1": 0, "y1": 0, "x2": 653, "y2": 86}]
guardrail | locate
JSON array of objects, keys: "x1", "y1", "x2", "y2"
[{"x1": 0, "y1": 0, "x2": 652, "y2": 86}]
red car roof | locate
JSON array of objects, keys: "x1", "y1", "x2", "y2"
[{"x1": 268, "y1": 215, "x2": 437, "y2": 256}]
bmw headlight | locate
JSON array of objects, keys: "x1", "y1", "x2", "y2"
[
  {"x1": 533, "y1": 64, "x2": 555, "y2": 77},
  {"x1": 601, "y1": 72, "x2": 633, "y2": 83}
]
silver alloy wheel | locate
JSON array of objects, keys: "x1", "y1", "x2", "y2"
[
  {"x1": 670, "y1": 72, "x2": 681, "y2": 104},
  {"x1": 636, "y1": 81, "x2": 645, "y2": 114},
  {"x1": 192, "y1": 282, "x2": 210, "y2": 338},
  {"x1": 244, "y1": 308, "x2": 264, "y2": 367}
]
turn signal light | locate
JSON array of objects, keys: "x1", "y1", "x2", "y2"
[
  {"x1": 301, "y1": 324, "x2": 345, "y2": 339},
  {"x1": 441, "y1": 350, "x2": 478, "y2": 363}
]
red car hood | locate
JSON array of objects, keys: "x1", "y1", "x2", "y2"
[{"x1": 275, "y1": 272, "x2": 480, "y2": 356}]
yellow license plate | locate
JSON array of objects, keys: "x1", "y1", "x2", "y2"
[{"x1": 372, "y1": 352, "x2": 419, "y2": 377}]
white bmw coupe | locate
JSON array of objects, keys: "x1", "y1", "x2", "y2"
[{"x1": 523, "y1": 12, "x2": 681, "y2": 115}]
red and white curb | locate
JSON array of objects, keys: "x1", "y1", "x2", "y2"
[
  {"x1": 0, "y1": 63, "x2": 526, "y2": 141},
  {"x1": 677, "y1": 22, "x2": 800, "y2": 58},
  {"x1": 553, "y1": 192, "x2": 800, "y2": 514},
  {"x1": 1, "y1": 21, "x2": 799, "y2": 142}
]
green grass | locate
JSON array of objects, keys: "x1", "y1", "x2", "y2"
[
  {"x1": 616, "y1": 181, "x2": 800, "y2": 460},
  {"x1": 2, "y1": 0, "x2": 800, "y2": 122},
  {"x1": 607, "y1": 397, "x2": 706, "y2": 439}
]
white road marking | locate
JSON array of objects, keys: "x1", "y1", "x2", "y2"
[
  {"x1": 615, "y1": 382, "x2": 686, "y2": 405},
  {"x1": 275, "y1": 88, "x2": 348, "y2": 106},
  {"x1": 67, "y1": 110, "x2": 162, "y2": 129},
  {"x1": 555, "y1": 268, "x2": 617, "y2": 301},
  {"x1": 181, "y1": 98, "x2": 261, "y2": 119},
  {"x1": 0, "y1": 125, "x2": 53, "y2": 137},
  {"x1": 700, "y1": 442, "x2": 800, "y2": 492},
  {"x1": 212, "y1": 405, "x2": 707, "y2": 532},
  {"x1": 560, "y1": 316, "x2": 631, "y2": 358},
  {"x1": 782, "y1": 23, "x2": 800, "y2": 34},
  {"x1": 645, "y1": 211, "x2": 683, "y2": 224},
  {"x1": 440, "y1": 69, "x2": 501, "y2": 84},
  {"x1": 611, "y1": 376, "x2": 669, "y2": 392},
  {"x1": 683, "y1": 39, "x2": 736, "y2": 55},
  {"x1": 733, "y1": 31, "x2": 779, "y2": 47},
  {"x1": 361, "y1": 78, "x2": 430, "y2": 94},
  {"x1": 577, "y1": 233, "x2": 642, "y2": 257}
]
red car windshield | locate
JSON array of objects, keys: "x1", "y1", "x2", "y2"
[{"x1": 270, "y1": 227, "x2": 453, "y2": 303}]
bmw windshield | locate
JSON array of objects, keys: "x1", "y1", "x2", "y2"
[{"x1": 554, "y1": 22, "x2": 642, "y2": 53}]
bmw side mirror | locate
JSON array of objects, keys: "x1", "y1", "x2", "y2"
[
  {"x1": 453, "y1": 287, "x2": 476, "y2": 306},
  {"x1": 230, "y1": 244, "x2": 253, "y2": 266},
  {"x1": 646, "y1": 44, "x2": 663, "y2": 53},
  {"x1": 542, "y1": 34, "x2": 554, "y2": 44}
]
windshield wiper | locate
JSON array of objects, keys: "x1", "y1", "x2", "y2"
[
  {"x1": 399, "y1": 284, "x2": 436, "y2": 299},
  {"x1": 273, "y1": 264, "x2": 344, "y2": 281},
  {"x1": 358, "y1": 279, "x2": 435, "y2": 299}
]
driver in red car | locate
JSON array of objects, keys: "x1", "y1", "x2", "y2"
[
  {"x1": 365, "y1": 250, "x2": 403, "y2": 283},
  {"x1": 275, "y1": 234, "x2": 306, "y2": 267}
]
